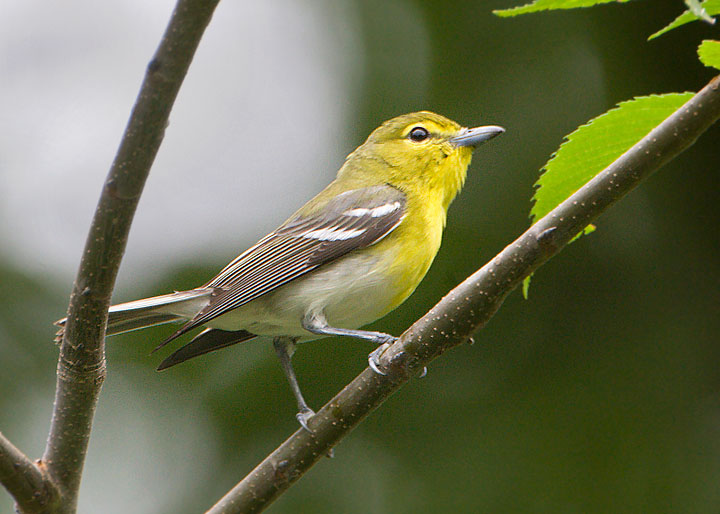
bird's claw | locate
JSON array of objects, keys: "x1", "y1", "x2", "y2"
[
  {"x1": 296, "y1": 407, "x2": 316, "y2": 432},
  {"x1": 368, "y1": 343, "x2": 392, "y2": 375}
]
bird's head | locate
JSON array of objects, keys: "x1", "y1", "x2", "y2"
[{"x1": 344, "y1": 111, "x2": 504, "y2": 210}]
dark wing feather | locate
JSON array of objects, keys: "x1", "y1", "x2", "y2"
[{"x1": 161, "y1": 185, "x2": 406, "y2": 343}]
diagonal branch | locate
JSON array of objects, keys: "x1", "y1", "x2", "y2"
[
  {"x1": 0, "y1": 432, "x2": 58, "y2": 512},
  {"x1": 3, "y1": 1, "x2": 222, "y2": 513},
  {"x1": 205, "y1": 74, "x2": 720, "y2": 514}
]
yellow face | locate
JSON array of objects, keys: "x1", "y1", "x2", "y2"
[
  {"x1": 357, "y1": 111, "x2": 476, "y2": 207},
  {"x1": 366, "y1": 111, "x2": 471, "y2": 163},
  {"x1": 335, "y1": 111, "x2": 502, "y2": 212}
]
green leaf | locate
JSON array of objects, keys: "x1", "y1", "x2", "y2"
[
  {"x1": 523, "y1": 93, "x2": 693, "y2": 297},
  {"x1": 698, "y1": 39, "x2": 720, "y2": 69},
  {"x1": 494, "y1": 0, "x2": 631, "y2": 17},
  {"x1": 685, "y1": 0, "x2": 716, "y2": 23},
  {"x1": 522, "y1": 276, "x2": 531, "y2": 299},
  {"x1": 649, "y1": 0, "x2": 719, "y2": 40},
  {"x1": 530, "y1": 93, "x2": 693, "y2": 225}
]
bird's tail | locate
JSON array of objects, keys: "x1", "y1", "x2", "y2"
[{"x1": 54, "y1": 288, "x2": 212, "y2": 342}]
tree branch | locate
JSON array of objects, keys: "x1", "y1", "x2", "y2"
[
  {"x1": 206, "y1": 75, "x2": 720, "y2": 514},
  {"x1": 22, "y1": 1, "x2": 221, "y2": 512},
  {"x1": 0, "y1": 432, "x2": 58, "y2": 512}
]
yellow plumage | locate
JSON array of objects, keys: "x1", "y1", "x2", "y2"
[{"x1": 55, "y1": 111, "x2": 503, "y2": 428}]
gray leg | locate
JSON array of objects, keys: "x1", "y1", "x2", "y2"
[
  {"x1": 303, "y1": 312, "x2": 397, "y2": 375},
  {"x1": 302, "y1": 312, "x2": 397, "y2": 345},
  {"x1": 273, "y1": 337, "x2": 314, "y2": 431}
]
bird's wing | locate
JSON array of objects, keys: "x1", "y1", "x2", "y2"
[{"x1": 157, "y1": 184, "x2": 406, "y2": 347}]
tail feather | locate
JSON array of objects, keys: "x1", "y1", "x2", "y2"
[
  {"x1": 54, "y1": 288, "x2": 212, "y2": 341},
  {"x1": 157, "y1": 328, "x2": 256, "y2": 370}
]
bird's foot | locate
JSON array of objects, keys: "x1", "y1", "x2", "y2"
[
  {"x1": 368, "y1": 343, "x2": 427, "y2": 378},
  {"x1": 296, "y1": 407, "x2": 316, "y2": 432},
  {"x1": 368, "y1": 342, "x2": 394, "y2": 375}
]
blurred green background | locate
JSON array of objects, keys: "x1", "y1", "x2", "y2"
[{"x1": 2, "y1": 0, "x2": 719, "y2": 512}]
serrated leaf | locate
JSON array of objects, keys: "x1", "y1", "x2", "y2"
[
  {"x1": 494, "y1": 0, "x2": 631, "y2": 17},
  {"x1": 649, "y1": 0, "x2": 719, "y2": 40},
  {"x1": 530, "y1": 93, "x2": 693, "y2": 224},
  {"x1": 523, "y1": 93, "x2": 693, "y2": 297},
  {"x1": 698, "y1": 39, "x2": 720, "y2": 69}
]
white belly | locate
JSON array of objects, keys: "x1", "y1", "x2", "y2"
[{"x1": 206, "y1": 250, "x2": 399, "y2": 340}]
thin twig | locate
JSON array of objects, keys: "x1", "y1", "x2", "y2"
[
  {"x1": 206, "y1": 75, "x2": 720, "y2": 514},
  {"x1": 0, "y1": 432, "x2": 58, "y2": 512},
  {"x1": 30, "y1": 1, "x2": 220, "y2": 513}
]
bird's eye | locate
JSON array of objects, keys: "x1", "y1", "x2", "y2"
[{"x1": 408, "y1": 126, "x2": 429, "y2": 142}]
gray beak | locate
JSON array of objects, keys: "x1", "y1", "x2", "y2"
[{"x1": 450, "y1": 125, "x2": 505, "y2": 147}]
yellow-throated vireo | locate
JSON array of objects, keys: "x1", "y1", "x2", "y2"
[{"x1": 56, "y1": 111, "x2": 503, "y2": 430}]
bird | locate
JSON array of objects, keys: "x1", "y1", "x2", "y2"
[{"x1": 55, "y1": 111, "x2": 504, "y2": 430}]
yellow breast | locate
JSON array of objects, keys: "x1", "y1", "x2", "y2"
[{"x1": 376, "y1": 196, "x2": 446, "y2": 312}]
